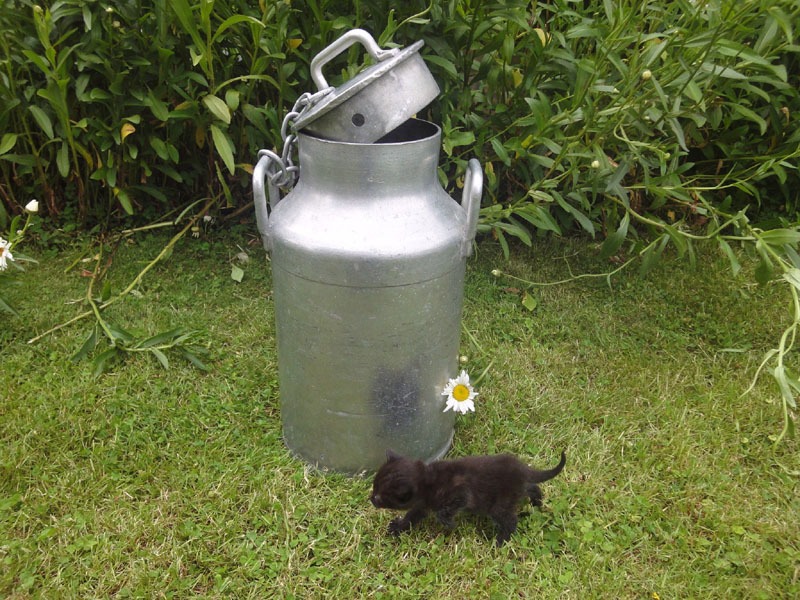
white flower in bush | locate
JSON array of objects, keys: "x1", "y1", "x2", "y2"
[
  {"x1": 0, "y1": 237, "x2": 14, "y2": 270},
  {"x1": 25, "y1": 199, "x2": 39, "y2": 213}
]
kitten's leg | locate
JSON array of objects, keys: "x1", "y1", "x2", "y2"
[
  {"x1": 434, "y1": 488, "x2": 468, "y2": 530},
  {"x1": 528, "y1": 483, "x2": 543, "y2": 508},
  {"x1": 490, "y1": 507, "x2": 519, "y2": 546},
  {"x1": 388, "y1": 507, "x2": 428, "y2": 536}
]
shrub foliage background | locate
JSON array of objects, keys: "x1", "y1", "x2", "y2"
[{"x1": 1, "y1": 0, "x2": 797, "y2": 239}]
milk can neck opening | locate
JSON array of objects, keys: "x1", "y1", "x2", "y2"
[
  {"x1": 299, "y1": 118, "x2": 440, "y2": 146},
  {"x1": 295, "y1": 118, "x2": 442, "y2": 192},
  {"x1": 374, "y1": 119, "x2": 439, "y2": 144}
]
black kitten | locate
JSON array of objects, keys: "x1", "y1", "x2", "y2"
[{"x1": 370, "y1": 449, "x2": 566, "y2": 546}]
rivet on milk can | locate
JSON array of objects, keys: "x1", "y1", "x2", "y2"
[{"x1": 253, "y1": 29, "x2": 483, "y2": 474}]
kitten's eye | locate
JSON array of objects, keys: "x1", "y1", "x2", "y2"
[{"x1": 396, "y1": 489, "x2": 413, "y2": 503}]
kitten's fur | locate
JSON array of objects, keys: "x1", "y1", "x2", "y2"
[{"x1": 370, "y1": 449, "x2": 566, "y2": 546}]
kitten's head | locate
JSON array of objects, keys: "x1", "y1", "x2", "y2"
[{"x1": 370, "y1": 450, "x2": 423, "y2": 510}]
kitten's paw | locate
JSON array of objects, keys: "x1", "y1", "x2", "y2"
[
  {"x1": 435, "y1": 513, "x2": 456, "y2": 530},
  {"x1": 388, "y1": 517, "x2": 409, "y2": 536}
]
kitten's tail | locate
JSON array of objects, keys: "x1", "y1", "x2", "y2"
[{"x1": 529, "y1": 450, "x2": 567, "y2": 483}]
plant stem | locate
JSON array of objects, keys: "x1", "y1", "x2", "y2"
[{"x1": 27, "y1": 196, "x2": 216, "y2": 344}]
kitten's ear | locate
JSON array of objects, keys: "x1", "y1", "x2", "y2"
[{"x1": 386, "y1": 449, "x2": 402, "y2": 462}]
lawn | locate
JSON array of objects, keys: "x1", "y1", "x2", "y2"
[{"x1": 1, "y1": 229, "x2": 798, "y2": 598}]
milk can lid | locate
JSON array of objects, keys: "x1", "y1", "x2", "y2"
[{"x1": 291, "y1": 30, "x2": 440, "y2": 143}]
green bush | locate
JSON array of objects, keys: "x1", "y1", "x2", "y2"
[
  {"x1": 0, "y1": 0, "x2": 798, "y2": 240},
  {"x1": 414, "y1": 0, "x2": 800, "y2": 251},
  {"x1": 1, "y1": 0, "x2": 310, "y2": 225}
]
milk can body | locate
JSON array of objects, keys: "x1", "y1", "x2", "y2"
[{"x1": 258, "y1": 120, "x2": 481, "y2": 473}]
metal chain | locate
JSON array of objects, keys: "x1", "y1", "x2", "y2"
[{"x1": 260, "y1": 88, "x2": 333, "y2": 193}]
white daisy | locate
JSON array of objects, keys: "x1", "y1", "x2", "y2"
[
  {"x1": 0, "y1": 237, "x2": 13, "y2": 270},
  {"x1": 442, "y1": 370, "x2": 477, "y2": 414},
  {"x1": 25, "y1": 199, "x2": 39, "y2": 213}
]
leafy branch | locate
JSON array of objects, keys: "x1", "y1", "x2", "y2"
[
  {"x1": 28, "y1": 197, "x2": 216, "y2": 375},
  {"x1": 494, "y1": 199, "x2": 800, "y2": 444}
]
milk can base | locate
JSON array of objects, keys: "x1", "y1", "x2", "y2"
[{"x1": 284, "y1": 431, "x2": 454, "y2": 476}]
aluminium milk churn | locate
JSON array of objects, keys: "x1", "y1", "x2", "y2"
[{"x1": 252, "y1": 29, "x2": 483, "y2": 473}]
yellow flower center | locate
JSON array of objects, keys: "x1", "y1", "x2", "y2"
[{"x1": 452, "y1": 384, "x2": 470, "y2": 402}]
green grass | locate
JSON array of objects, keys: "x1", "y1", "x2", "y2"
[{"x1": 1, "y1": 230, "x2": 798, "y2": 598}]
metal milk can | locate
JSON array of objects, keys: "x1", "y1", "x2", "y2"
[{"x1": 253, "y1": 30, "x2": 482, "y2": 473}]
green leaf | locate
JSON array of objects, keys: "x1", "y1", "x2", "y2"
[
  {"x1": 170, "y1": 0, "x2": 205, "y2": 53},
  {"x1": 731, "y1": 104, "x2": 767, "y2": 136},
  {"x1": 701, "y1": 62, "x2": 747, "y2": 80},
  {"x1": 211, "y1": 14, "x2": 264, "y2": 46},
  {"x1": 21, "y1": 50, "x2": 51, "y2": 76},
  {"x1": 137, "y1": 328, "x2": 188, "y2": 349},
  {"x1": 210, "y1": 125, "x2": 235, "y2": 175},
  {"x1": 494, "y1": 227, "x2": 510, "y2": 259},
  {"x1": 56, "y1": 142, "x2": 69, "y2": 177},
  {"x1": 115, "y1": 188, "x2": 134, "y2": 215},
  {"x1": 599, "y1": 213, "x2": 629, "y2": 260},
  {"x1": 783, "y1": 244, "x2": 800, "y2": 269},
  {"x1": 82, "y1": 4, "x2": 92, "y2": 30},
  {"x1": 72, "y1": 325, "x2": 98, "y2": 362},
  {"x1": 683, "y1": 80, "x2": 703, "y2": 104},
  {"x1": 180, "y1": 348, "x2": 210, "y2": 371},
  {"x1": 782, "y1": 269, "x2": 800, "y2": 293},
  {"x1": 667, "y1": 118, "x2": 688, "y2": 152},
  {"x1": 443, "y1": 129, "x2": 475, "y2": 156},
  {"x1": 639, "y1": 235, "x2": 669, "y2": 276},
  {"x1": 759, "y1": 228, "x2": 800, "y2": 248},
  {"x1": 91, "y1": 348, "x2": 119, "y2": 378},
  {"x1": 149, "y1": 136, "x2": 169, "y2": 160},
  {"x1": 773, "y1": 365, "x2": 798, "y2": 409},
  {"x1": 224, "y1": 89, "x2": 240, "y2": 111},
  {"x1": 215, "y1": 162, "x2": 234, "y2": 207},
  {"x1": 0, "y1": 133, "x2": 17, "y2": 155},
  {"x1": 663, "y1": 224, "x2": 688, "y2": 257},
  {"x1": 515, "y1": 205, "x2": 561, "y2": 235},
  {"x1": 754, "y1": 256, "x2": 774, "y2": 285},
  {"x1": 718, "y1": 239, "x2": 741, "y2": 276},
  {"x1": 490, "y1": 138, "x2": 511, "y2": 166},
  {"x1": 29, "y1": 106, "x2": 54, "y2": 139},
  {"x1": 424, "y1": 55, "x2": 458, "y2": 79},
  {"x1": 521, "y1": 291, "x2": 538, "y2": 312},
  {"x1": 604, "y1": 160, "x2": 630, "y2": 201},
  {"x1": 101, "y1": 280, "x2": 112, "y2": 302},
  {"x1": 556, "y1": 193, "x2": 595, "y2": 237},
  {"x1": 146, "y1": 91, "x2": 170, "y2": 121},
  {"x1": 0, "y1": 295, "x2": 19, "y2": 316},
  {"x1": 150, "y1": 348, "x2": 170, "y2": 370},
  {"x1": 203, "y1": 95, "x2": 231, "y2": 124},
  {"x1": 231, "y1": 265, "x2": 244, "y2": 283},
  {"x1": 495, "y1": 220, "x2": 532, "y2": 246},
  {"x1": 107, "y1": 322, "x2": 135, "y2": 344}
]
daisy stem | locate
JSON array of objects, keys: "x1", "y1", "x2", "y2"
[{"x1": 472, "y1": 359, "x2": 493, "y2": 387}]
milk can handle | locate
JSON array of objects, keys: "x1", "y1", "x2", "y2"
[
  {"x1": 310, "y1": 29, "x2": 396, "y2": 91},
  {"x1": 460, "y1": 159, "x2": 483, "y2": 258},
  {"x1": 253, "y1": 153, "x2": 278, "y2": 251}
]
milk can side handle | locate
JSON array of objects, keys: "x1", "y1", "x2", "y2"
[
  {"x1": 310, "y1": 29, "x2": 396, "y2": 91},
  {"x1": 253, "y1": 153, "x2": 273, "y2": 251},
  {"x1": 460, "y1": 158, "x2": 483, "y2": 258}
]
